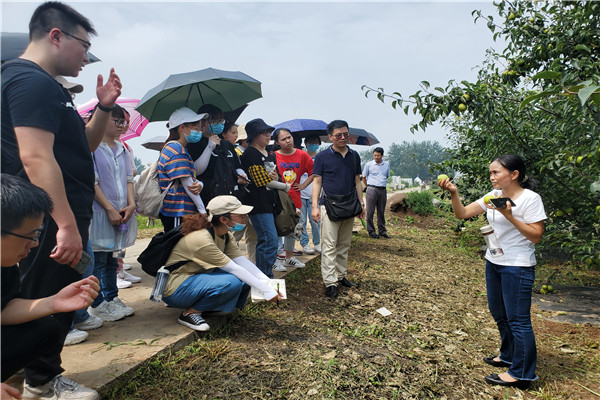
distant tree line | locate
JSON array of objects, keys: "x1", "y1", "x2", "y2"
[{"x1": 359, "y1": 140, "x2": 449, "y2": 180}]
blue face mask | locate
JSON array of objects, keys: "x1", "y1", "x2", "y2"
[
  {"x1": 306, "y1": 144, "x2": 320, "y2": 152},
  {"x1": 185, "y1": 130, "x2": 203, "y2": 144},
  {"x1": 228, "y1": 222, "x2": 246, "y2": 232},
  {"x1": 210, "y1": 122, "x2": 225, "y2": 135}
]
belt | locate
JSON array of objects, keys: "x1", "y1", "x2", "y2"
[{"x1": 367, "y1": 185, "x2": 386, "y2": 189}]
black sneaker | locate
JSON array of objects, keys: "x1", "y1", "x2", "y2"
[{"x1": 178, "y1": 312, "x2": 210, "y2": 331}]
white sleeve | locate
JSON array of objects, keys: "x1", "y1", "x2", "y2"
[
  {"x1": 194, "y1": 140, "x2": 217, "y2": 175},
  {"x1": 220, "y1": 258, "x2": 278, "y2": 300},
  {"x1": 266, "y1": 181, "x2": 290, "y2": 191},
  {"x1": 180, "y1": 176, "x2": 206, "y2": 214}
]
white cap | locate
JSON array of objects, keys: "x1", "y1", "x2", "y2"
[
  {"x1": 166, "y1": 107, "x2": 208, "y2": 129},
  {"x1": 55, "y1": 76, "x2": 83, "y2": 94}
]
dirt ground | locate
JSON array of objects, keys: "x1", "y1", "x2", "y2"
[{"x1": 109, "y1": 207, "x2": 600, "y2": 400}]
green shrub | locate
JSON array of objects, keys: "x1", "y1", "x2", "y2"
[{"x1": 406, "y1": 190, "x2": 436, "y2": 215}]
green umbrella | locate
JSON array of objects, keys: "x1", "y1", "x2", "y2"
[{"x1": 136, "y1": 68, "x2": 262, "y2": 122}]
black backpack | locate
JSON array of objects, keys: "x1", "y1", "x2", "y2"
[
  {"x1": 199, "y1": 145, "x2": 241, "y2": 204},
  {"x1": 137, "y1": 225, "x2": 228, "y2": 276}
]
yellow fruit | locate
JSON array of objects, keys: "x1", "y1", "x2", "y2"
[
  {"x1": 483, "y1": 195, "x2": 495, "y2": 205},
  {"x1": 577, "y1": 156, "x2": 584, "y2": 164},
  {"x1": 540, "y1": 288, "x2": 547, "y2": 294},
  {"x1": 555, "y1": 210, "x2": 565, "y2": 217},
  {"x1": 437, "y1": 174, "x2": 449, "y2": 182},
  {"x1": 463, "y1": 93, "x2": 470, "y2": 101},
  {"x1": 541, "y1": 285, "x2": 548, "y2": 291},
  {"x1": 508, "y1": 12, "x2": 516, "y2": 21},
  {"x1": 565, "y1": 207, "x2": 574, "y2": 214},
  {"x1": 547, "y1": 285, "x2": 554, "y2": 292},
  {"x1": 458, "y1": 104, "x2": 467, "y2": 112},
  {"x1": 569, "y1": 156, "x2": 574, "y2": 162}
]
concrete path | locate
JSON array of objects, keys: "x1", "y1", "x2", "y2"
[{"x1": 59, "y1": 237, "x2": 319, "y2": 396}]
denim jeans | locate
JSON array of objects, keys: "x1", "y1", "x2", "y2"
[
  {"x1": 91, "y1": 251, "x2": 119, "y2": 307},
  {"x1": 485, "y1": 260, "x2": 537, "y2": 381},
  {"x1": 73, "y1": 242, "x2": 95, "y2": 324},
  {"x1": 299, "y1": 197, "x2": 320, "y2": 247},
  {"x1": 249, "y1": 213, "x2": 278, "y2": 278},
  {"x1": 163, "y1": 270, "x2": 249, "y2": 313}
]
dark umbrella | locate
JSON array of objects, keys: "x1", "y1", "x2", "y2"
[
  {"x1": 273, "y1": 118, "x2": 328, "y2": 138},
  {"x1": 136, "y1": 68, "x2": 262, "y2": 122},
  {"x1": 1, "y1": 32, "x2": 101, "y2": 63},
  {"x1": 141, "y1": 135, "x2": 167, "y2": 151},
  {"x1": 321, "y1": 127, "x2": 380, "y2": 146},
  {"x1": 224, "y1": 104, "x2": 248, "y2": 124}
]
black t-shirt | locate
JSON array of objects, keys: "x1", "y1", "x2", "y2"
[
  {"x1": 240, "y1": 146, "x2": 278, "y2": 214},
  {"x1": 1, "y1": 60, "x2": 95, "y2": 223},
  {"x1": 1, "y1": 266, "x2": 21, "y2": 311}
]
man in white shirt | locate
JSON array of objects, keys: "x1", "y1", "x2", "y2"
[{"x1": 361, "y1": 147, "x2": 391, "y2": 239}]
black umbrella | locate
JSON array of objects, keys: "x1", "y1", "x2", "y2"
[{"x1": 1, "y1": 32, "x2": 101, "y2": 63}]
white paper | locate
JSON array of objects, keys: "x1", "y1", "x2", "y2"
[
  {"x1": 376, "y1": 307, "x2": 392, "y2": 316},
  {"x1": 251, "y1": 279, "x2": 287, "y2": 302}
]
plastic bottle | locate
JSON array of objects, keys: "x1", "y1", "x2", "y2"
[
  {"x1": 150, "y1": 266, "x2": 170, "y2": 302},
  {"x1": 480, "y1": 225, "x2": 504, "y2": 257}
]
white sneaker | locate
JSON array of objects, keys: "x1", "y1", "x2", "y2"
[
  {"x1": 110, "y1": 297, "x2": 134, "y2": 317},
  {"x1": 302, "y1": 245, "x2": 316, "y2": 255},
  {"x1": 272, "y1": 261, "x2": 287, "y2": 272},
  {"x1": 117, "y1": 277, "x2": 132, "y2": 289},
  {"x1": 23, "y1": 374, "x2": 99, "y2": 400},
  {"x1": 314, "y1": 244, "x2": 321, "y2": 253},
  {"x1": 73, "y1": 314, "x2": 103, "y2": 330},
  {"x1": 283, "y1": 257, "x2": 305, "y2": 268},
  {"x1": 64, "y1": 328, "x2": 88, "y2": 346},
  {"x1": 122, "y1": 263, "x2": 132, "y2": 270},
  {"x1": 89, "y1": 300, "x2": 126, "y2": 321},
  {"x1": 117, "y1": 269, "x2": 141, "y2": 283}
]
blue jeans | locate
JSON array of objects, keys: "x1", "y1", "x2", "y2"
[
  {"x1": 485, "y1": 260, "x2": 537, "y2": 381},
  {"x1": 299, "y1": 197, "x2": 320, "y2": 247},
  {"x1": 91, "y1": 251, "x2": 119, "y2": 307},
  {"x1": 163, "y1": 270, "x2": 249, "y2": 312},
  {"x1": 249, "y1": 213, "x2": 278, "y2": 278},
  {"x1": 73, "y1": 242, "x2": 95, "y2": 324}
]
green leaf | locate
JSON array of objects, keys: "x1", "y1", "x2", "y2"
[
  {"x1": 578, "y1": 85, "x2": 600, "y2": 106},
  {"x1": 532, "y1": 70, "x2": 561, "y2": 80},
  {"x1": 519, "y1": 89, "x2": 559, "y2": 110},
  {"x1": 574, "y1": 44, "x2": 591, "y2": 53}
]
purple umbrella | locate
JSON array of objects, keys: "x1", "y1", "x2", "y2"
[{"x1": 273, "y1": 118, "x2": 327, "y2": 138}]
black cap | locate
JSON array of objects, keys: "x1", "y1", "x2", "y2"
[{"x1": 245, "y1": 118, "x2": 274, "y2": 141}]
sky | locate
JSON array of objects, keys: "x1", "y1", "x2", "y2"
[{"x1": 1, "y1": 1, "x2": 504, "y2": 164}]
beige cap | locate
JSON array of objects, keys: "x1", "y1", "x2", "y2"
[
  {"x1": 237, "y1": 123, "x2": 248, "y2": 141},
  {"x1": 55, "y1": 76, "x2": 83, "y2": 93},
  {"x1": 207, "y1": 195, "x2": 253, "y2": 219}
]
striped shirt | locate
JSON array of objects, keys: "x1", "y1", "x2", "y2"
[{"x1": 158, "y1": 141, "x2": 197, "y2": 217}]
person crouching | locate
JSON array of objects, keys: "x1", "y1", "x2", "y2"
[{"x1": 162, "y1": 196, "x2": 284, "y2": 331}]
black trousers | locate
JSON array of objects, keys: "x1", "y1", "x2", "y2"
[
  {"x1": 159, "y1": 215, "x2": 182, "y2": 232},
  {"x1": 16, "y1": 217, "x2": 87, "y2": 386},
  {"x1": 1, "y1": 317, "x2": 63, "y2": 384},
  {"x1": 365, "y1": 186, "x2": 387, "y2": 236}
]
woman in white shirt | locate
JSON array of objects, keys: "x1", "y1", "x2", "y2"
[{"x1": 439, "y1": 155, "x2": 546, "y2": 390}]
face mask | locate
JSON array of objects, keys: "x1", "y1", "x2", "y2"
[
  {"x1": 307, "y1": 144, "x2": 320, "y2": 152},
  {"x1": 210, "y1": 122, "x2": 225, "y2": 135},
  {"x1": 227, "y1": 222, "x2": 246, "y2": 232},
  {"x1": 185, "y1": 130, "x2": 203, "y2": 143}
]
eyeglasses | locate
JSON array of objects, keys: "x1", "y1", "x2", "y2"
[
  {"x1": 331, "y1": 132, "x2": 350, "y2": 139},
  {"x1": 61, "y1": 30, "x2": 91, "y2": 54},
  {"x1": 111, "y1": 119, "x2": 129, "y2": 128},
  {"x1": 2, "y1": 224, "x2": 44, "y2": 242}
]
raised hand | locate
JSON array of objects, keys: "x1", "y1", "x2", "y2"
[{"x1": 96, "y1": 68, "x2": 122, "y2": 108}]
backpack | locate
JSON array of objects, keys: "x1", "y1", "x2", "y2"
[
  {"x1": 135, "y1": 161, "x2": 176, "y2": 218},
  {"x1": 274, "y1": 189, "x2": 299, "y2": 236},
  {"x1": 137, "y1": 225, "x2": 228, "y2": 276},
  {"x1": 199, "y1": 145, "x2": 242, "y2": 204}
]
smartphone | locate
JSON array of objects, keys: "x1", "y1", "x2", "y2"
[
  {"x1": 73, "y1": 251, "x2": 92, "y2": 274},
  {"x1": 489, "y1": 197, "x2": 516, "y2": 208}
]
